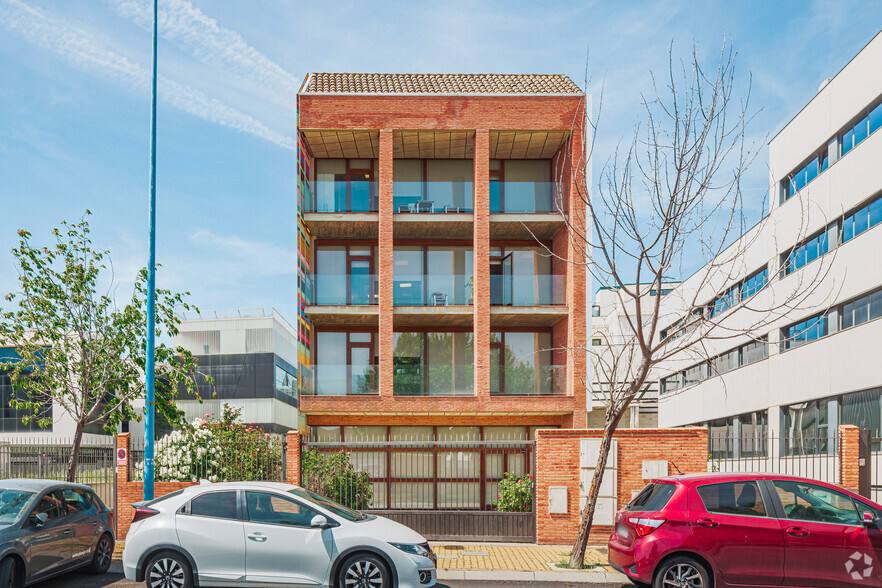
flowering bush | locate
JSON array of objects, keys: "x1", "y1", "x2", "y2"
[
  {"x1": 495, "y1": 472, "x2": 533, "y2": 512},
  {"x1": 301, "y1": 448, "x2": 373, "y2": 510},
  {"x1": 134, "y1": 404, "x2": 283, "y2": 482}
]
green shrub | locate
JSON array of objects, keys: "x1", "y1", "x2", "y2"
[
  {"x1": 495, "y1": 472, "x2": 533, "y2": 512},
  {"x1": 301, "y1": 448, "x2": 373, "y2": 510}
]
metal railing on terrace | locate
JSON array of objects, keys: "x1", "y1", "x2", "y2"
[
  {"x1": 491, "y1": 181, "x2": 562, "y2": 213},
  {"x1": 300, "y1": 364, "x2": 379, "y2": 396},
  {"x1": 490, "y1": 274, "x2": 565, "y2": 306}
]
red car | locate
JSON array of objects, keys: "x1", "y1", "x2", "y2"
[{"x1": 608, "y1": 473, "x2": 882, "y2": 588}]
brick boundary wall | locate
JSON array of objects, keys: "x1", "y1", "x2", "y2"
[
  {"x1": 535, "y1": 427, "x2": 708, "y2": 545},
  {"x1": 115, "y1": 432, "x2": 303, "y2": 540},
  {"x1": 838, "y1": 424, "x2": 861, "y2": 494}
]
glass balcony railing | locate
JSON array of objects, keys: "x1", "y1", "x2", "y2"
[
  {"x1": 491, "y1": 364, "x2": 567, "y2": 396},
  {"x1": 309, "y1": 274, "x2": 378, "y2": 306},
  {"x1": 307, "y1": 180, "x2": 378, "y2": 213},
  {"x1": 491, "y1": 181, "x2": 562, "y2": 213},
  {"x1": 490, "y1": 274, "x2": 565, "y2": 306},
  {"x1": 301, "y1": 364, "x2": 378, "y2": 396},
  {"x1": 393, "y1": 274, "x2": 473, "y2": 306},
  {"x1": 393, "y1": 181, "x2": 473, "y2": 213},
  {"x1": 393, "y1": 362, "x2": 475, "y2": 396}
]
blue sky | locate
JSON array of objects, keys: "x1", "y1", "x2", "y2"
[{"x1": 1, "y1": 0, "x2": 881, "y2": 322}]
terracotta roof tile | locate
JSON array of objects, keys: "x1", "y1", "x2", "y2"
[{"x1": 303, "y1": 73, "x2": 583, "y2": 95}]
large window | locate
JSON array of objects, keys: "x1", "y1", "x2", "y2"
[
  {"x1": 314, "y1": 244, "x2": 377, "y2": 306},
  {"x1": 782, "y1": 399, "x2": 830, "y2": 455},
  {"x1": 312, "y1": 158, "x2": 377, "y2": 213},
  {"x1": 782, "y1": 228, "x2": 833, "y2": 276},
  {"x1": 842, "y1": 101, "x2": 882, "y2": 156},
  {"x1": 490, "y1": 331, "x2": 561, "y2": 395},
  {"x1": 393, "y1": 160, "x2": 473, "y2": 213},
  {"x1": 781, "y1": 313, "x2": 828, "y2": 351},
  {"x1": 313, "y1": 331, "x2": 377, "y2": 396},
  {"x1": 843, "y1": 194, "x2": 882, "y2": 243},
  {"x1": 707, "y1": 411, "x2": 767, "y2": 460},
  {"x1": 393, "y1": 332, "x2": 474, "y2": 396},
  {"x1": 490, "y1": 246, "x2": 561, "y2": 306},
  {"x1": 394, "y1": 246, "x2": 473, "y2": 306},
  {"x1": 660, "y1": 337, "x2": 768, "y2": 394},
  {"x1": 489, "y1": 160, "x2": 556, "y2": 213}
]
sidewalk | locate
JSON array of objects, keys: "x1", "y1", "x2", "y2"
[{"x1": 429, "y1": 541, "x2": 629, "y2": 584}]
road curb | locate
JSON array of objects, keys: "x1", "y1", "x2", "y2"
[{"x1": 437, "y1": 569, "x2": 629, "y2": 583}]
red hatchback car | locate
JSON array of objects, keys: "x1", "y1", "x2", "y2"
[{"x1": 608, "y1": 473, "x2": 882, "y2": 588}]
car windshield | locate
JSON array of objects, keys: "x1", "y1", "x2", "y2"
[
  {"x1": 289, "y1": 488, "x2": 366, "y2": 521},
  {"x1": 0, "y1": 490, "x2": 35, "y2": 523}
]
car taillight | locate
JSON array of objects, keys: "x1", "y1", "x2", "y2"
[
  {"x1": 131, "y1": 507, "x2": 159, "y2": 524},
  {"x1": 629, "y1": 517, "x2": 666, "y2": 536},
  {"x1": 108, "y1": 510, "x2": 114, "y2": 530}
]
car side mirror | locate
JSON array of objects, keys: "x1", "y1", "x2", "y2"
[
  {"x1": 30, "y1": 513, "x2": 47, "y2": 528},
  {"x1": 862, "y1": 511, "x2": 877, "y2": 526},
  {"x1": 310, "y1": 514, "x2": 329, "y2": 529}
]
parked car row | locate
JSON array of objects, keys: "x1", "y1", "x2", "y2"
[{"x1": 609, "y1": 472, "x2": 882, "y2": 588}]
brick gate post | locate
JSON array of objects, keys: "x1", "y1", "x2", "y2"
[{"x1": 287, "y1": 430, "x2": 301, "y2": 485}]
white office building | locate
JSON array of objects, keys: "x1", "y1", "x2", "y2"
[{"x1": 657, "y1": 32, "x2": 882, "y2": 460}]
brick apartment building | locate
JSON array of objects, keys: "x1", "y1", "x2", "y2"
[{"x1": 295, "y1": 73, "x2": 589, "y2": 444}]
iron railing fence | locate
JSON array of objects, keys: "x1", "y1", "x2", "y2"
[
  {"x1": 709, "y1": 436, "x2": 840, "y2": 485},
  {"x1": 872, "y1": 438, "x2": 882, "y2": 504},
  {"x1": 0, "y1": 437, "x2": 116, "y2": 526},
  {"x1": 301, "y1": 439, "x2": 535, "y2": 513},
  {"x1": 130, "y1": 433, "x2": 287, "y2": 484}
]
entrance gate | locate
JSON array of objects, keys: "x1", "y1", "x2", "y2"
[
  {"x1": 870, "y1": 433, "x2": 882, "y2": 504},
  {"x1": 301, "y1": 439, "x2": 536, "y2": 542}
]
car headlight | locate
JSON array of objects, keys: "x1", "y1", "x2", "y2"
[{"x1": 389, "y1": 542, "x2": 430, "y2": 558}]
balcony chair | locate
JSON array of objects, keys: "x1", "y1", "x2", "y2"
[{"x1": 431, "y1": 292, "x2": 448, "y2": 306}]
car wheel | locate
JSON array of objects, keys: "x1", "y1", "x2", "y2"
[
  {"x1": 144, "y1": 551, "x2": 193, "y2": 588},
  {"x1": 0, "y1": 558, "x2": 20, "y2": 588},
  {"x1": 88, "y1": 533, "x2": 114, "y2": 574},
  {"x1": 337, "y1": 553, "x2": 390, "y2": 588},
  {"x1": 653, "y1": 556, "x2": 711, "y2": 588}
]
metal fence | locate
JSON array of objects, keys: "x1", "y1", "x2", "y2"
[
  {"x1": 301, "y1": 438, "x2": 536, "y2": 541},
  {"x1": 0, "y1": 437, "x2": 116, "y2": 522},
  {"x1": 872, "y1": 438, "x2": 882, "y2": 504},
  {"x1": 301, "y1": 439, "x2": 534, "y2": 511},
  {"x1": 130, "y1": 433, "x2": 287, "y2": 483},
  {"x1": 709, "y1": 436, "x2": 839, "y2": 485}
]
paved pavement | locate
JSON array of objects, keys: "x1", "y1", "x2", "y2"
[{"x1": 30, "y1": 572, "x2": 632, "y2": 588}]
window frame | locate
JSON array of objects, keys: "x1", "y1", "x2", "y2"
[
  {"x1": 769, "y1": 479, "x2": 862, "y2": 527},
  {"x1": 694, "y1": 480, "x2": 772, "y2": 519},
  {"x1": 243, "y1": 490, "x2": 328, "y2": 529}
]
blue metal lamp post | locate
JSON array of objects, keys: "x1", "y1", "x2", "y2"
[{"x1": 144, "y1": 0, "x2": 158, "y2": 501}]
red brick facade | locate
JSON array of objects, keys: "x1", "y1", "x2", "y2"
[
  {"x1": 838, "y1": 424, "x2": 861, "y2": 494},
  {"x1": 534, "y1": 427, "x2": 708, "y2": 545},
  {"x1": 299, "y1": 87, "x2": 589, "y2": 431}
]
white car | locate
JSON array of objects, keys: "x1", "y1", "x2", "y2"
[{"x1": 122, "y1": 481, "x2": 436, "y2": 588}]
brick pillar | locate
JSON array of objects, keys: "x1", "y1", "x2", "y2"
[
  {"x1": 116, "y1": 432, "x2": 130, "y2": 483},
  {"x1": 567, "y1": 125, "x2": 587, "y2": 428},
  {"x1": 839, "y1": 425, "x2": 860, "y2": 493},
  {"x1": 378, "y1": 129, "x2": 394, "y2": 397},
  {"x1": 473, "y1": 129, "x2": 490, "y2": 397},
  {"x1": 286, "y1": 430, "x2": 301, "y2": 484}
]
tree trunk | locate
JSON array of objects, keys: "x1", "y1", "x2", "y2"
[
  {"x1": 569, "y1": 423, "x2": 615, "y2": 568},
  {"x1": 66, "y1": 420, "x2": 85, "y2": 483}
]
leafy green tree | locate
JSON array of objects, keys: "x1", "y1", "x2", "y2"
[{"x1": 0, "y1": 213, "x2": 210, "y2": 481}]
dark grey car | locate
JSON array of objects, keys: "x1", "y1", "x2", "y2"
[{"x1": 0, "y1": 480, "x2": 114, "y2": 587}]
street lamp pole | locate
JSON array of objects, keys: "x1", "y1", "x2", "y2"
[{"x1": 144, "y1": 0, "x2": 158, "y2": 501}]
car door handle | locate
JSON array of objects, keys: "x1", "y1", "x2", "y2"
[
  {"x1": 91, "y1": 522, "x2": 98, "y2": 526},
  {"x1": 62, "y1": 530, "x2": 71, "y2": 534},
  {"x1": 786, "y1": 526, "x2": 809, "y2": 537},
  {"x1": 247, "y1": 533, "x2": 267, "y2": 542},
  {"x1": 696, "y1": 518, "x2": 719, "y2": 528}
]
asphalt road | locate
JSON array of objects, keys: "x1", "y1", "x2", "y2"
[{"x1": 30, "y1": 570, "x2": 632, "y2": 588}]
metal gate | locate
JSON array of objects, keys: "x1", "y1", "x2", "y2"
[
  {"x1": 0, "y1": 438, "x2": 116, "y2": 532},
  {"x1": 301, "y1": 439, "x2": 536, "y2": 542},
  {"x1": 870, "y1": 433, "x2": 882, "y2": 504}
]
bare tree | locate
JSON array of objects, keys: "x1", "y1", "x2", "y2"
[{"x1": 554, "y1": 41, "x2": 832, "y2": 568}]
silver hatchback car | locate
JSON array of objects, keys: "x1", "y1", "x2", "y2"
[
  {"x1": 0, "y1": 479, "x2": 115, "y2": 587},
  {"x1": 123, "y1": 481, "x2": 437, "y2": 588}
]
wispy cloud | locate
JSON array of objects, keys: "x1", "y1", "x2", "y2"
[
  {"x1": 104, "y1": 0, "x2": 299, "y2": 110},
  {"x1": 0, "y1": 0, "x2": 294, "y2": 150},
  {"x1": 189, "y1": 229, "x2": 297, "y2": 281}
]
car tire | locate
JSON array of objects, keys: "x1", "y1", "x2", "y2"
[
  {"x1": 653, "y1": 555, "x2": 711, "y2": 588},
  {"x1": 144, "y1": 551, "x2": 193, "y2": 588},
  {"x1": 0, "y1": 558, "x2": 21, "y2": 588},
  {"x1": 88, "y1": 533, "x2": 114, "y2": 574},
  {"x1": 337, "y1": 553, "x2": 391, "y2": 588}
]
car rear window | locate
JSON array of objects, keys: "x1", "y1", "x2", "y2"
[
  {"x1": 696, "y1": 481, "x2": 767, "y2": 517},
  {"x1": 626, "y1": 483, "x2": 676, "y2": 512}
]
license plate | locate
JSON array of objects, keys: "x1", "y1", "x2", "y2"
[{"x1": 616, "y1": 523, "x2": 629, "y2": 539}]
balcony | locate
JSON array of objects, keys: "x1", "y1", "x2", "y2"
[
  {"x1": 305, "y1": 273, "x2": 380, "y2": 326},
  {"x1": 301, "y1": 364, "x2": 378, "y2": 396},
  {"x1": 392, "y1": 362, "x2": 475, "y2": 397},
  {"x1": 489, "y1": 180, "x2": 565, "y2": 241},
  {"x1": 490, "y1": 273, "x2": 564, "y2": 306},
  {"x1": 303, "y1": 179, "x2": 379, "y2": 239},
  {"x1": 491, "y1": 364, "x2": 567, "y2": 396}
]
